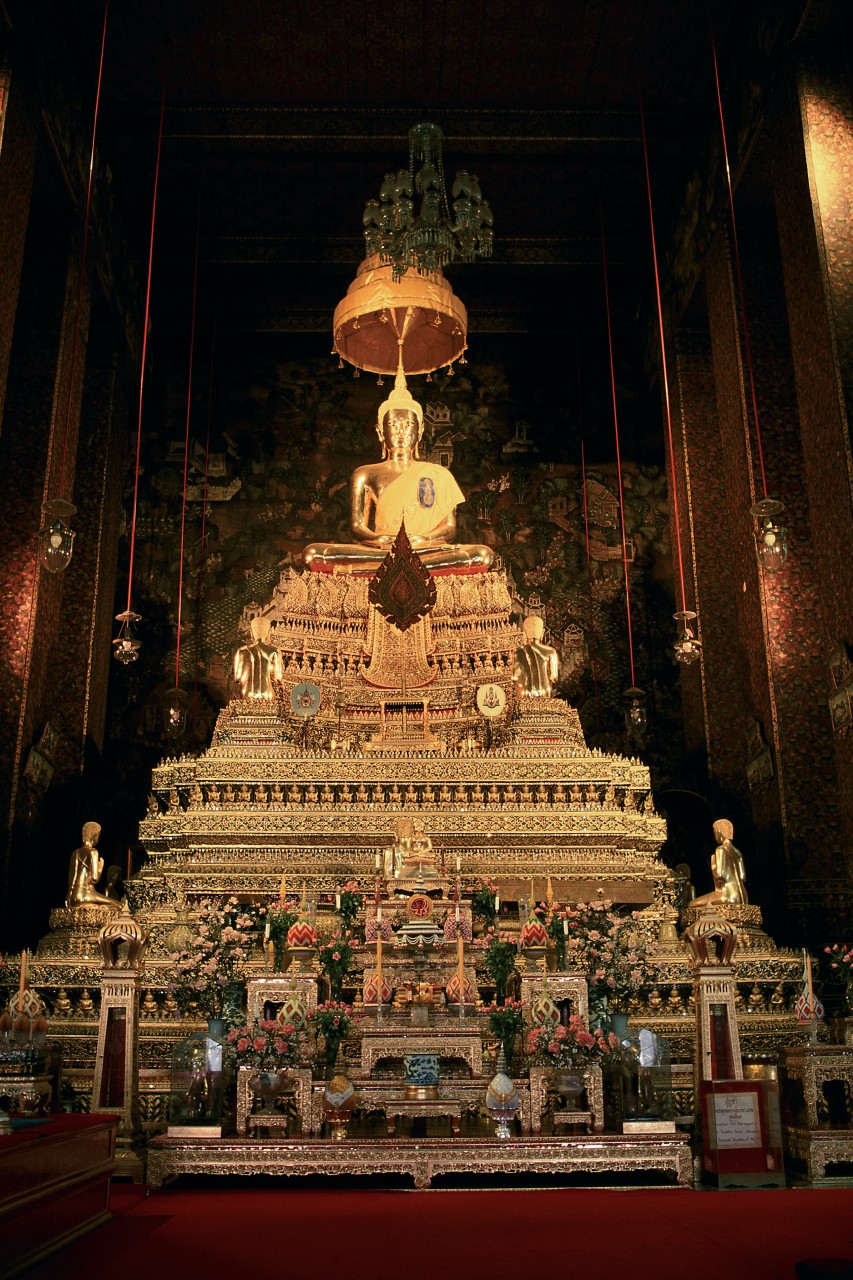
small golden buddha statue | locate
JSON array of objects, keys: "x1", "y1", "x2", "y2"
[
  {"x1": 302, "y1": 368, "x2": 492, "y2": 576},
  {"x1": 553, "y1": 782, "x2": 567, "y2": 806},
  {"x1": 487, "y1": 783, "x2": 501, "y2": 805},
  {"x1": 269, "y1": 782, "x2": 284, "y2": 807},
  {"x1": 304, "y1": 783, "x2": 319, "y2": 806},
  {"x1": 388, "y1": 783, "x2": 403, "y2": 806},
  {"x1": 236, "y1": 781, "x2": 252, "y2": 805},
  {"x1": 438, "y1": 782, "x2": 452, "y2": 805},
  {"x1": 287, "y1": 784, "x2": 300, "y2": 806},
  {"x1": 503, "y1": 784, "x2": 517, "y2": 806},
  {"x1": 232, "y1": 616, "x2": 282, "y2": 699},
  {"x1": 339, "y1": 783, "x2": 353, "y2": 804},
  {"x1": 512, "y1": 615, "x2": 559, "y2": 698},
  {"x1": 536, "y1": 784, "x2": 549, "y2": 805},
  {"x1": 454, "y1": 784, "x2": 467, "y2": 805},
  {"x1": 320, "y1": 783, "x2": 334, "y2": 805},
  {"x1": 222, "y1": 782, "x2": 235, "y2": 805},
  {"x1": 65, "y1": 822, "x2": 120, "y2": 912},
  {"x1": 518, "y1": 783, "x2": 534, "y2": 805},
  {"x1": 356, "y1": 782, "x2": 369, "y2": 805},
  {"x1": 471, "y1": 783, "x2": 484, "y2": 804},
  {"x1": 404, "y1": 784, "x2": 418, "y2": 806},
  {"x1": 693, "y1": 818, "x2": 748, "y2": 907},
  {"x1": 384, "y1": 817, "x2": 440, "y2": 883},
  {"x1": 569, "y1": 783, "x2": 583, "y2": 806},
  {"x1": 422, "y1": 783, "x2": 436, "y2": 806}
]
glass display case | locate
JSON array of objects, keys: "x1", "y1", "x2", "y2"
[
  {"x1": 617, "y1": 1027, "x2": 675, "y2": 1131},
  {"x1": 168, "y1": 1028, "x2": 224, "y2": 1136}
]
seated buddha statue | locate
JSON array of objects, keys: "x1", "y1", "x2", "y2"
[{"x1": 303, "y1": 368, "x2": 493, "y2": 576}]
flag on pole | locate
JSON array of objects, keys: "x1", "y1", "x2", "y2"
[{"x1": 795, "y1": 951, "x2": 824, "y2": 1022}]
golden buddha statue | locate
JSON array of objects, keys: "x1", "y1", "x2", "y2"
[
  {"x1": 232, "y1": 616, "x2": 282, "y2": 699},
  {"x1": 512, "y1": 615, "x2": 559, "y2": 698},
  {"x1": 383, "y1": 817, "x2": 441, "y2": 883},
  {"x1": 693, "y1": 819, "x2": 748, "y2": 907},
  {"x1": 65, "y1": 822, "x2": 120, "y2": 912},
  {"x1": 302, "y1": 368, "x2": 492, "y2": 576}
]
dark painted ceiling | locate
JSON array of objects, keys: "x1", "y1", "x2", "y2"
[
  {"x1": 58, "y1": 0, "x2": 828, "y2": 462},
  {"x1": 64, "y1": 0, "x2": 745, "y2": 331}
]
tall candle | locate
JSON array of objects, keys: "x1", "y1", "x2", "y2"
[
  {"x1": 563, "y1": 918, "x2": 569, "y2": 938},
  {"x1": 457, "y1": 930, "x2": 465, "y2": 1005},
  {"x1": 335, "y1": 888, "x2": 341, "y2": 911},
  {"x1": 494, "y1": 893, "x2": 500, "y2": 913}
]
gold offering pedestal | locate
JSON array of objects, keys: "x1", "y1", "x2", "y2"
[
  {"x1": 147, "y1": 1131, "x2": 693, "y2": 1190},
  {"x1": 780, "y1": 1044, "x2": 853, "y2": 1183}
]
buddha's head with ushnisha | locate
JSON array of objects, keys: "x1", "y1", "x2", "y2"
[{"x1": 375, "y1": 368, "x2": 424, "y2": 460}]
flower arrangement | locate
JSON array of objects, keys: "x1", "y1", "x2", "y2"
[
  {"x1": 226, "y1": 1018, "x2": 301, "y2": 1067},
  {"x1": 317, "y1": 931, "x2": 357, "y2": 1000},
  {"x1": 487, "y1": 999, "x2": 525, "y2": 1041},
  {"x1": 480, "y1": 927, "x2": 518, "y2": 1003},
  {"x1": 309, "y1": 1000, "x2": 357, "y2": 1066},
  {"x1": 168, "y1": 898, "x2": 259, "y2": 1020},
  {"x1": 336, "y1": 881, "x2": 362, "y2": 934},
  {"x1": 562, "y1": 899, "x2": 657, "y2": 1014},
  {"x1": 487, "y1": 998, "x2": 525, "y2": 1070},
  {"x1": 527, "y1": 1015, "x2": 620, "y2": 1070},
  {"x1": 265, "y1": 897, "x2": 297, "y2": 944},
  {"x1": 470, "y1": 878, "x2": 499, "y2": 928},
  {"x1": 824, "y1": 943, "x2": 853, "y2": 1009}
]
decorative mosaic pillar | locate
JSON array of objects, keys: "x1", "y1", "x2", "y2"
[{"x1": 772, "y1": 49, "x2": 853, "y2": 931}]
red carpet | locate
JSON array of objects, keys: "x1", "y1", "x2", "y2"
[{"x1": 18, "y1": 1184, "x2": 853, "y2": 1280}]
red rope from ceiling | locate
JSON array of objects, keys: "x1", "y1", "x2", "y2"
[
  {"x1": 58, "y1": 0, "x2": 110, "y2": 500},
  {"x1": 175, "y1": 198, "x2": 201, "y2": 689},
  {"x1": 639, "y1": 94, "x2": 689, "y2": 614},
  {"x1": 576, "y1": 329, "x2": 600, "y2": 735},
  {"x1": 192, "y1": 310, "x2": 217, "y2": 733},
  {"x1": 599, "y1": 201, "x2": 636, "y2": 688},
  {"x1": 126, "y1": 77, "x2": 167, "y2": 615},
  {"x1": 710, "y1": 28, "x2": 768, "y2": 499}
]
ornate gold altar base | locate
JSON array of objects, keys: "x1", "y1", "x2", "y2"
[{"x1": 146, "y1": 1132, "x2": 693, "y2": 1190}]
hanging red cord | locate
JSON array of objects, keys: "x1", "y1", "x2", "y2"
[
  {"x1": 575, "y1": 328, "x2": 600, "y2": 735},
  {"x1": 710, "y1": 28, "x2": 768, "y2": 498},
  {"x1": 175, "y1": 197, "x2": 202, "y2": 688},
  {"x1": 192, "y1": 309, "x2": 217, "y2": 733},
  {"x1": 126, "y1": 76, "x2": 167, "y2": 617},
  {"x1": 639, "y1": 94, "x2": 689, "y2": 614},
  {"x1": 57, "y1": 0, "x2": 110, "y2": 501},
  {"x1": 599, "y1": 200, "x2": 637, "y2": 688}
]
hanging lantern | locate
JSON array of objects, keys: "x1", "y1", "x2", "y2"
[
  {"x1": 113, "y1": 610, "x2": 142, "y2": 664},
  {"x1": 750, "y1": 498, "x2": 788, "y2": 573},
  {"x1": 163, "y1": 686, "x2": 189, "y2": 739},
  {"x1": 38, "y1": 499, "x2": 77, "y2": 574},
  {"x1": 623, "y1": 686, "x2": 648, "y2": 739},
  {"x1": 673, "y1": 610, "x2": 702, "y2": 665}
]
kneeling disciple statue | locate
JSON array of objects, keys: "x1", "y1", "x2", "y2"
[
  {"x1": 66, "y1": 822, "x2": 120, "y2": 911},
  {"x1": 693, "y1": 819, "x2": 748, "y2": 907},
  {"x1": 303, "y1": 367, "x2": 492, "y2": 576},
  {"x1": 512, "y1": 615, "x2": 559, "y2": 698},
  {"x1": 232, "y1": 616, "x2": 282, "y2": 699}
]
